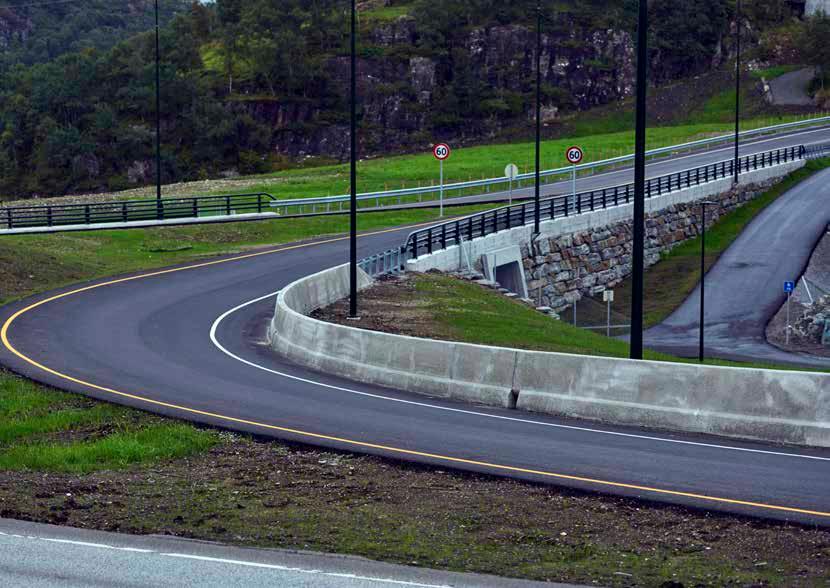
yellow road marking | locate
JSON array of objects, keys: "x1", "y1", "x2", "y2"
[{"x1": 2, "y1": 225, "x2": 830, "y2": 520}]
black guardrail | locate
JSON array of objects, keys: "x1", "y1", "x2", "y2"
[
  {"x1": 0, "y1": 192, "x2": 276, "y2": 230},
  {"x1": 403, "y1": 145, "x2": 805, "y2": 261}
]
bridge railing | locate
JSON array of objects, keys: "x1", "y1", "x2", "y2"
[
  {"x1": 402, "y1": 145, "x2": 804, "y2": 261},
  {"x1": 0, "y1": 193, "x2": 276, "y2": 230}
]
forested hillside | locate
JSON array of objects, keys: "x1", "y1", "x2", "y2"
[
  {"x1": 0, "y1": 0, "x2": 190, "y2": 69},
  {"x1": 0, "y1": 0, "x2": 813, "y2": 199}
]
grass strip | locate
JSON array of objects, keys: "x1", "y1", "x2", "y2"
[
  {"x1": 0, "y1": 203, "x2": 496, "y2": 306},
  {"x1": 0, "y1": 424, "x2": 218, "y2": 473}
]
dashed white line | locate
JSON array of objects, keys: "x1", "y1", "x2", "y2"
[{"x1": 209, "y1": 292, "x2": 830, "y2": 463}]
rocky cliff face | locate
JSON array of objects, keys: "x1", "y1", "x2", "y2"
[{"x1": 243, "y1": 16, "x2": 636, "y2": 161}]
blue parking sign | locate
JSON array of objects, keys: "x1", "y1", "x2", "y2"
[{"x1": 784, "y1": 281, "x2": 795, "y2": 293}]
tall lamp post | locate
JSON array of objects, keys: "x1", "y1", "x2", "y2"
[
  {"x1": 733, "y1": 0, "x2": 742, "y2": 185},
  {"x1": 698, "y1": 200, "x2": 717, "y2": 363},
  {"x1": 630, "y1": 0, "x2": 648, "y2": 360},
  {"x1": 349, "y1": 0, "x2": 359, "y2": 319},
  {"x1": 154, "y1": 0, "x2": 162, "y2": 208},
  {"x1": 533, "y1": 0, "x2": 542, "y2": 236}
]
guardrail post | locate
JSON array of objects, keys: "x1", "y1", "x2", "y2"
[
  {"x1": 85, "y1": 205, "x2": 90, "y2": 225},
  {"x1": 226, "y1": 196, "x2": 231, "y2": 216},
  {"x1": 441, "y1": 224, "x2": 447, "y2": 249},
  {"x1": 5, "y1": 207, "x2": 12, "y2": 229},
  {"x1": 47, "y1": 206, "x2": 53, "y2": 227},
  {"x1": 427, "y1": 229, "x2": 433, "y2": 255},
  {"x1": 257, "y1": 195, "x2": 263, "y2": 214}
]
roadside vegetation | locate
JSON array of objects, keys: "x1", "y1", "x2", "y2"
[
  {"x1": 1, "y1": 368, "x2": 828, "y2": 587},
  {"x1": 0, "y1": 204, "x2": 495, "y2": 306}
]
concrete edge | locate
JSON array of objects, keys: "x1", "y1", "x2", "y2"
[{"x1": 269, "y1": 263, "x2": 830, "y2": 447}]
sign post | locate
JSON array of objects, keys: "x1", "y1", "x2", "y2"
[
  {"x1": 784, "y1": 281, "x2": 795, "y2": 345},
  {"x1": 565, "y1": 146, "x2": 584, "y2": 209},
  {"x1": 433, "y1": 143, "x2": 451, "y2": 217},
  {"x1": 505, "y1": 163, "x2": 519, "y2": 206},
  {"x1": 603, "y1": 289, "x2": 615, "y2": 337}
]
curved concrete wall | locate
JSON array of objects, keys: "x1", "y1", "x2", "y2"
[{"x1": 270, "y1": 264, "x2": 830, "y2": 447}]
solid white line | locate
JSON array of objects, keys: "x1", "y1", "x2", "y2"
[
  {"x1": 209, "y1": 293, "x2": 830, "y2": 463},
  {"x1": 161, "y1": 553, "x2": 452, "y2": 587}
]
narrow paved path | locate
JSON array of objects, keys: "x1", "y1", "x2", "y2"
[
  {"x1": 646, "y1": 169, "x2": 830, "y2": 366},
  {"x1": 768, "y1": 68, "x2": 816, "y2": 107},
  {"x1": 0, "y1": 518, "x2": 564, "y2": 588}
]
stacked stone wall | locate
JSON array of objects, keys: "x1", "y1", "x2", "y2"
[{"x1": 522, "y1": 178, "x2": 784, "y2": 311}]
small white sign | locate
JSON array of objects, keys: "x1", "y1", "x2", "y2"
[
  {"x1": 504, "y1": 163, "x2": 519, "y2": 180},
  {"x1": 603, "y1": 290, "x2": 615, "y2": 303}
]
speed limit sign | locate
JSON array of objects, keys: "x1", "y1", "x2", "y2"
[
  {"x1": 433, "y1": 143, "x2": 451, "y2": 161},
  {"x1": 566, "y1": 146, "x2": 584, "y2": 165}
]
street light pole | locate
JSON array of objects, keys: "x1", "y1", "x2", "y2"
[
  {"x1": 733, "y1": 0, "x2": 741, "y2": 185},
  {"x1": 630, "y1": 0, "x2": 648, "y2": 360},
  {"x1": 698, "y1": 200, "x2": 717, "y2": 363},
  {"x1": 534, "y1": 0, "x2": 542, "y2": 236},
  {"x1": 154, "y1": 0, "x2": 162, "y2": 208},
  {"x1": 349, "y1": 0, "x2": 359, "y2": 319}
]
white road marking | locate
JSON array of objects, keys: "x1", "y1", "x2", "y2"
[
  {"x1": 161, "y1": 554, "x2": 452, "y2": 587},
  {"x1": 209, "y1": 293, "x2": 830, "y2": 463},
  {"x1": 0, "y1": 530, "x2": 452, "y2": 587}
]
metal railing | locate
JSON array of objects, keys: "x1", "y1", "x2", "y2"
[
  {"x1": 805, "y1": 142, "x2": 830, "y2": 160},
  {"x1": 0, "y1": 193, "x2": 276, "y2": 230},
  {"x1": 358, "y1": 247, "x2": 408, "y2": 278},
  {"x1": 403, "y1": 145, "x2": 805, "y2": 260}
]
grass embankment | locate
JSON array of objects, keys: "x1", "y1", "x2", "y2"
[
  {"x1": 567, "y1": 157, "x2": 830, "y2": 330},
  {"x1": 0, "y1": 204, "x2": 496, "y2": 306},
  {"x1": 1, "y1": 370, "x2": 828, "y2": 587},
  {"x1": 0, "y1": 373, "x2": 217, "y2": 473}
]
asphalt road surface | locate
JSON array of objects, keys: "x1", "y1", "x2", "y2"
[
  {"x1": 0, "y1": 518, "x2": 566, "y2": 588},
  {"x1": 646, "y1": 168, "x2": 830, "y2": 366},
  {"x1": 2, "y1": 126, "x2": 830, "y2": 537}
]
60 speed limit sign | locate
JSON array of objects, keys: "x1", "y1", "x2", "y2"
[
  {"x1": 433, "y1": 143, "x2": 451, "y2": 161},
  {"x1": 566, "y1": 146, "x2": 584, "y2": 165}
]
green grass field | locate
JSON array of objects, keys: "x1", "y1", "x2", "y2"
[{"x1": 0, "y1": 371, "x2": 218, "y2": 473}]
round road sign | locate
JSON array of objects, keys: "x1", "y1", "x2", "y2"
[
  {"x1": 504, "y1": 163, "x2": 519, "y2": 180},
  {"x1": 433, "y1": 143, "x2": 451, "y2": 161},
  {"x1": 566, "y1": 146, "x2": 584, "y2": 165}
]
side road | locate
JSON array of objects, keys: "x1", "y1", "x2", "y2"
[
  {"x1": 645, "y1": 168, "x2": 830, "y2": 365},
  {"x1": 0, "y1": 518, "x2": 569, "y2": 588}
]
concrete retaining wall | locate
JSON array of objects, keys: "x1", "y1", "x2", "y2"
[
  {"x1": 269, "y1": 263, "x2": 830, "y2": 447},
  {"x1": 268, "y1": 264, "x2": 518, "y2": 408},
  {"x1": 407, "y1": 160, "x2": 805, "y2": 276}
]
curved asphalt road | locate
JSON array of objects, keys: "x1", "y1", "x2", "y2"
[
  {"x1": 646, "y1": 168, "x2": 830, "y2": 366},
  {"x1": 2, "y1": 129, "x2": 830, "y2": 529}
]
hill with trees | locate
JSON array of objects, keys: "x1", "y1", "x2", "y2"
[{"x1": 0, "y1": 0, "x2": 817, "y2": 199}]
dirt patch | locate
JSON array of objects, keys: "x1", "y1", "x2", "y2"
[
  {"x1": 2, "y1": 433, "x2": 830, "y2": 586},
  {"x1": 312, "y1": 274, "x2": 452, "y2": 339}
]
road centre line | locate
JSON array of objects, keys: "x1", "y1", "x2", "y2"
[{"x1": 210, "y1": 292, "x2": 830, "y2": 463}]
